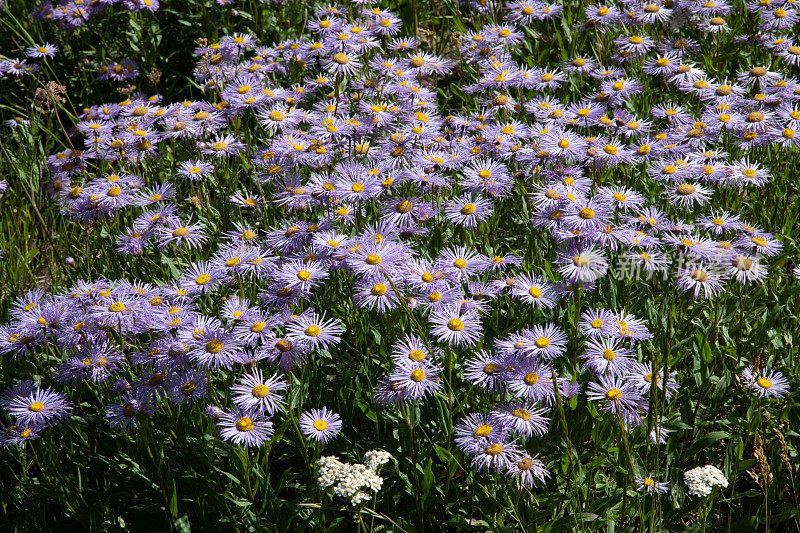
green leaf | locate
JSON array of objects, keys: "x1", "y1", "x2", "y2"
[
  {"x1": 421, "y1": 458, "x2": 434, "y2": 510},
  {"x1": 169, "y1": 479, "x2": 178, "y2": 518}
]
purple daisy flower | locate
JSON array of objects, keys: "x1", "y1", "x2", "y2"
[
  {"x1": 491, "y1": 402, "x2": 550, "y2": 439},
  {"x1": 741, "y1": 367, "x2": 790, "y2": 398},
  {"x1": 507, "y1": 362, "x2": 555, "y2": 404},
  {"x1": 8, "y1": 386, "x2": 72, "y2": 427},
  {"x1": 454, "y1": 413, "x2": 508, "y2": 455},
  {"x1": 388, "y1": 360, "x2": 443, "y2": 401},
  {"x1": 230, "y1": 368, "x2": 287, "y2": 416},
  {"x1": 285, "y1": 312, "x2": 344, "y2": 351},
  {"x1": 463, "y1": 351, "x2": 508, "y2": 393},
  {"x1": 188, "y1": 326, "x2": 242, "y2": 370},
  {"x1": 556, "y1": 244, "x2": 609, "y2": 283},
  {"x1": 217, "y1": 409, "x2": 274, "y2": 448},
  {"x1": 444, "y1": 194, "x2": 493, "y2": 228},
  {"x1": 522, "y1": 324, "x2": 568, "y2": 360},
  {"x1": 636, "y1": 476, "x2": 670, "y2": 494},
  {"x1": 627, "y1": 363, "x2": 680, "y2": 399},
  {"x1": 511, "y1": 273, "x2": 558, "y2": 310},
  {"x1": 201, "y1": 133, "x2": 245, "y2": 158},
  {"x1": 586, "y1": 375, "x2": 645, "y2": 418},
  {"x1": 26, "y1": 43, "x2": 58, "y2": 59},
  {"x1": 674, "y1": 262, "x2": 727, "y2": 299},
  {"x1": 1, "y1": 423, "x2": 43, "y2": 448},
  {"x1": 105, "y1": 392, "x2": 155, "y2": 431},
  {"x1": 471, "y1": 437, "x2": 520, "y2": 473},
  {"x1": 429, "y1": 305, "x2": 482, "y2": 347},
  {"x1": 168, "y1": 370, "x2": 208, "y2": 405},
  {"x1": 507, "y1": 453, "x2": 550, "y2": 489},
  {"x1": 578, "y1": 308, "x2": 614, "y2": 339},
  {"x1": 582, "y1": 337, "x2": 635, "y2": 377},
  {"x1": 158, "y1": 218, "x2": 208, "y2": 251},
  {"x1": 299, "y1": 407, "x2": 342, "y2": 444}
]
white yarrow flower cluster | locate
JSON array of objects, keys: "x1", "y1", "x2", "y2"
[
  {"x1": 684, "y1": 465, "x2": 729, "y2": 497},
  {"x1": 315, "y1": 450, "x2": 391, "y2": 506}
]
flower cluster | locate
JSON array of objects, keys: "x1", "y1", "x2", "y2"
[
  {"x1": 315, "y1": 450, "x2": 391, "y2": 506},
  {"x1": 684, "y1": 465, "x2": 729, "y2": 498},
  {"x1": 1, "y1": 0, "x2": 795, "y2": 511},
  {"x1": 0, "y1": 279, "x2": 345, "y2": 449},
  {"x1": 32, "y1": 0, "x2": 160, "y2": 31}
]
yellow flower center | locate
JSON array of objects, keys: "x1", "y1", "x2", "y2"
[
  {"x1": 448, "y1": 318, "x2": 464, "y2": 331},
  {"x1": 512, "y1": 408, "x2": 531, "y2": 421},
  {"x1": 29, "y1": 402, "x2": 45, "y2": 412},
  {"x1": 371, "y1": 284, "x2": 387, "y2": 296},
  {"x1": 410, "y1": 369, "x2": 426, "y2": 382},
  {"x1": 535, "y1": 337, "x2": 550, "y2": 348},
  {"x1": 460, "y1": 203, "x2": 476, "y2": 215},
  {"x1": 573, "y1": 255, "x2": 589, "y2": 267},
  {"x1": 475, "y1": 424, "x2": 492, "y2": 437},
  {"x1": 305, "y1": 325, "x2": 322, "y2": 337},
  {"x1": 606, "y1": 388, "x2": 622, "y2": 400},
  {"x1": 236, "y1": 417, "x2": 254, "y2": 432},
  {"x1": 691, "y1": 269, "x2": 708, "y2": 282},
  {"x1": 486, "y1": 443, "x2": 504, "y2": 455},
  {"x1": 757, "y1": 378, "x2": 773, "y2": 389},
  {"x1": 313, "y1": 420, "x2": 328, "y2": 431},
  {"x1": 524, "y1": 372, "x2": 539, "y2": 385},
  {"x1": 408, "y1": 350, "x2": 426, "y2": 362},
  {"x1": 206, "y1": 340, "x2": 223, "y2": 353},
  {"x1": 252, "y1": 384, "x2": 270, "y2": 397}
]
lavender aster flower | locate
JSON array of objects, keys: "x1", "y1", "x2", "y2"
[
  {"x1": 230, "y1": 368, "x2": 287, "y2": 415},
  {"x1": 217, "y1": 409, "x2": 274, "y2": 447},
  {"x1": 299, "y1": 407, "x2": 342, "y2": 443},
  {"x1": 8, "y1": 386, "x2": 72, "y2": 427},
  {"x1": 741, "y1": 367, "x2": 790, "y2": 398}
]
